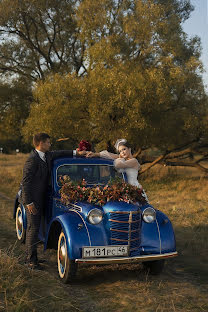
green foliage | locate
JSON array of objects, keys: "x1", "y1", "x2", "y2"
[
  {"x1": 22, "y1": 73, "x2": 90, "y2": 144},
  {"x1": 0, "y1": 80, "x2": 32, "y2": 152}
]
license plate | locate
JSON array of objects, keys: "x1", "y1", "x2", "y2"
[{"x1": 82, "y1": 245, "x2": 128, "y2": 258}]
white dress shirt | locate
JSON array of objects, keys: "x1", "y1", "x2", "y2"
[{"x1": 35, "y1": 149, "x2": 46, "y2": 162}]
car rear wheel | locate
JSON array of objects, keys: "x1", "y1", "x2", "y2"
[
  {"x1": 16, "y1": 206, "x2": 26, "y2": 243},
  {"x1": 57, "y1": 231, "x2": 77, "y2": 283},
  {"x1": 143, "y1": 259, "x2": 165, "y2": 275}
]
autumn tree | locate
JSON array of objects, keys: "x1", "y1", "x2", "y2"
[
  {"x1": 22, "y1": 73, "x2": 90, "y2": 147},
  {"x1": 23, "y1": 1, "x2": 207, "y2": 146},
  {"x1": 0, "y1": 79, "x2": 32, "y2": 152}
]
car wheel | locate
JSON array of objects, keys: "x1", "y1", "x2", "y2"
[
  {"x1": 143, "y1": 259, "x2": 165, "y2": 275},
  {"x1": 16, "y1": 206, "x2": 26, "y2": 243},
  {"x1": 57, "y1": 231, "x2": 77, "y2": 283}
]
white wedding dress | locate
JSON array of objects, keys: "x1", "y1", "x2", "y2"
[
  {"x1": 119, "y1": 167, "x2": 142, "y2": 188},
  {"x1": 100, "y1": 151, "x2": 148, "y2": 202}
]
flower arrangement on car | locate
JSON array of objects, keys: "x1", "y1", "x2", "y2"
[{"x1": 60, "y1": 176, "x2": 147, "y2": 206}]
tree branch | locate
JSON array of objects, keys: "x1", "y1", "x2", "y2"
[
  {"x1": 138, "y1": 139, "x2": 208, "y2": 175},
  {"x1": 139, "y1": 154, "x2": 166, "y2": 174}
]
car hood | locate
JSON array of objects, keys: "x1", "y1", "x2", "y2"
[{"x1": 73, "y1": 200, "x2": 145, "y2": 217}]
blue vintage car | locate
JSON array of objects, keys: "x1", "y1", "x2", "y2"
[{"x1": 14, "y1": 156, "x2": 177, "y2": 283}]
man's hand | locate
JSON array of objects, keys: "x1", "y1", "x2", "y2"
[{"x1": 27, "y1": 203, "x2": 38, "y2": 215}]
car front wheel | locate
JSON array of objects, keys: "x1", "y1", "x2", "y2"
[
  {"x1": 16, "y1": 206, "x2": 26, "y2": 243},
  {"x1": 57, "y1": 231, "x2": 77, "y2": 283},
  {"x1": 143, "y1": 259, "x2": 165, "y2": 275}
]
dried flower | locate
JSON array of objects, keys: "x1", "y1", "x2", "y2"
[{"x1": 60, "y1": 177, "x2": 147, "y2": 206}]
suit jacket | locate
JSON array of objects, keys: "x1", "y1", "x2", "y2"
[{"x1": 20, "y1": 149, "x2": 73, "y2": 208}]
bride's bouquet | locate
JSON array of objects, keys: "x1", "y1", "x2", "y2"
[{"x1": 60, "y1": 176, "x2": 147, "y2": 206}]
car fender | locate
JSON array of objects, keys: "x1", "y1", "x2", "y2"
[
  {"x1": 45, "y1": 210, "x2": 91, "y2": 260},
  {"x1": 13, "y1": 194, "x2": 19, "y2": 219},
  {"x1": 140, "y1": 218, "x2": 161, "y2": 254},
  {"x1": 82, "y1": 217, "x2": 109, "y2": 247},
  {"x1": 155, "y1": 210, "x2": 177, "y2": 253},
  {"x1": 140, "y1": 206, "x2": 176, "y2": 255},
  {"x1": 21, "y1": 205, "x2": 27, "y2": 229}
]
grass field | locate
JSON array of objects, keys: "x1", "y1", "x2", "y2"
[{"x1": 0, "y1": 154, "x2": 208, "y2": 311}]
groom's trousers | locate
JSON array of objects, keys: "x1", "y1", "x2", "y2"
[{"x1": 25, "y1": 204, "x2": 42, "y2": 263}]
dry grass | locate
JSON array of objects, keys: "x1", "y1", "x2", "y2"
[
  {"x1": 0, "y1": 248, "x2": 33, "y2": 312},
  {"x1": 0, "y1": 153, "x2": 28, "y2": 197},
  {"x1": 0, "y1": 154, "x2": 208, "y2": 312}
]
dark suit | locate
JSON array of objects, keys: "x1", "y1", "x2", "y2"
[{"x1": 21, "y1": 149, "x2": 73, "y2": 263}]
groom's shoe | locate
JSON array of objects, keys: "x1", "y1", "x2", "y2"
[
  {"x1": 25, "y1": 262, "x2": 42, "y2": 270},
  {"x1": 24, "y1": 259, "x2": 43, "y2": 270}
]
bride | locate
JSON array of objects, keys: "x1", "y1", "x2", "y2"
[{"x1": 86, "y1": 139, "x2": 148, "y2": 202}]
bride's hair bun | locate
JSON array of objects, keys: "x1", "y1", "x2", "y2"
[{"x1": 114, "y1": 139, "x2": 127, "y2": 151}]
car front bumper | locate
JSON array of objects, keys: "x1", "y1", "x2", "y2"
[{"x1": 75, "y1": 251, "x2": 178, "y2": 264}]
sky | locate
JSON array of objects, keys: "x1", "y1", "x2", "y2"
[{"x1": 183, "y1": 0, "x2": 208, "y2": 91}]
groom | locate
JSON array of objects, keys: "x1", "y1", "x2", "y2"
[{"x1": 20, "y1": 132, "x2": 86, "y2": 269}]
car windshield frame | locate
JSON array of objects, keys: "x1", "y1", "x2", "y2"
[{"x1": 56, "y1": 163, "x2": 123, "y2": 187}]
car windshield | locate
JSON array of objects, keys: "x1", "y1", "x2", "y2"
[{"x1": 57, "y1": 164, "x2": 123, "y2": 186}]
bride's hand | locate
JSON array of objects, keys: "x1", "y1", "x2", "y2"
[
  {"x1": 86, "y1": 151, "x2": 94, "y2": 157},
  {"x1": 86, "y1": 151, "x2": 100, "y2": 158}
]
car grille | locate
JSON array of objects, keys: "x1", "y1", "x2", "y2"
[{"x1": 108, "y1": 211, "x2": 141, "y2": 257}]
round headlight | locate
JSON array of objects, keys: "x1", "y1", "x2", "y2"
[
  {"x1": 142, "y1": 207, "x2": 156, "y2": 223},
  {"x1": 88, "y1": 208, "x2": 103, "y2": 225}
]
